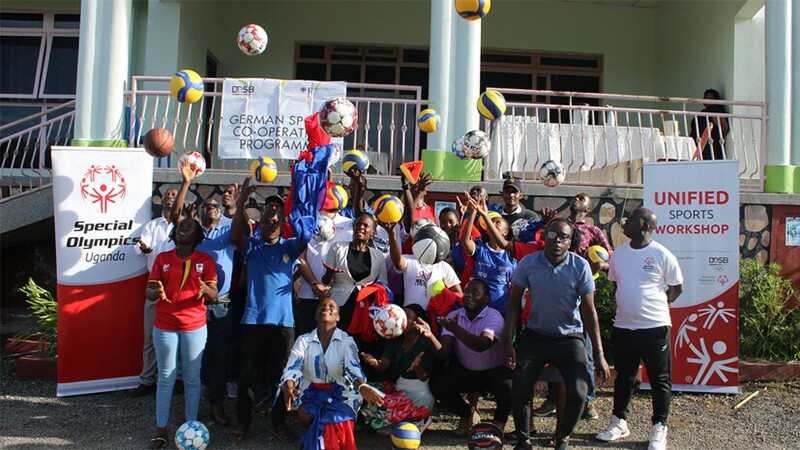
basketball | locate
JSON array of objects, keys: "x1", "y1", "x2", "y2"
[
  {"x1": 417, "y1": 108, "x2": 440, "y2": 133},
  {"x1": 391, "y1": 421, "x2": 421, "y2": 450},
  {"x1": 143, "y1": 128, "x2": 174, "y2": 158},
  {"x1": 373, "y1": 194, "x2": 404, "y2": 224},
  {"x1": 170, "y1": 69, "x2": 204, "y2": 104},
  {"x1": 455, "y1": 0, "x2": 492, "y2": 21},
  {"x1": 250, "y1": 156, "x2": 277, "y2": 183},
  {"x1": 477, "y1": 90, "x2": 506, "y2": 121},
  {"x1": 412, "y1": 225, "x2": 450, "y2": 265},
  {"x1": 322, "y1": 184, "x2": 348, "y2": 211},
  {"x1": 467, "y1": 421, "x2": 503, "y2": 450},
  {"x1": 342, "y1": 150, "x2": 369, "y2": 177}
]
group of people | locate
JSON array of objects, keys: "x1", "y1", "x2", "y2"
[{"x1": 134, "y1": 157, "x2": 683, "y2": 450}]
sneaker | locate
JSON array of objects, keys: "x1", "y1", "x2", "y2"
[
  {"x1": 647, "y1": 423, "x2": 668, "y2": 450},
  {"x1": 596, "y1": 415, "x2": 630, "y2": 442},
  {"x1": 582, "y1": 402, "x2": 599, "y2": 420},
  {"x1": 226, "y1": 382, "x2": 238, "y2": 399},
  {"x1": 533, "y1": 398, "x2": 556, "y2": 417},
  {"x1": 129, "y1": 384, "x2": 156, "y2": 398}
]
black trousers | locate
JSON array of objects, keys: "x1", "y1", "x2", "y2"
[
  {"x1": 511, "y1": 332, "x2": 589, "y2": 443},
  {"x1": 612, "y1": 326, "x2": 672, "y2": 425},
  {"x1": 201, "y1": 306, "x2": 232, "y2": 406},
  {"x1": 236, "y1": 324, "x2": 294, "y2": 428},
  {"x1": 431, "y1": 361, "x2": 513, "y2": 424},
  {"x1": 295, "y1": 297, "x2": 320, "y2": 337}
]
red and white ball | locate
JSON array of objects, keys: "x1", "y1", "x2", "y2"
[
  {"x1": 179, "y1": 151, "x2": 206, "y2": 177},
  {"x1": 237, "y1": 24, "x2": 268, "y2": 56},
  {"x1": 318, "y1": 98, "x2": 358, "y2": 138},
  {"x1": 315, "y1": 216, "x2": 336, "y2": 242},
  {"x1": 373, "y1": 304, "x2": 407, "y2": 339}
]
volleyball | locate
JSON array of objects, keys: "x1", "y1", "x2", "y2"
[
  {"x1": 250, "y1": 156, "x2": 277, "y2": 183},
  {"x1": 143, "y1": 128, "x2": 174, "y2": 158},
  {"x1": 322, "y1": 184, "x2": 348, "y2": 211},
  {"x1": 477, "y1": 90, "x2": 506, "y2": 121},
  {"x1": 417, "y1": 108, "x2": 440, "y2": 133},
  {"x1": 342, "y1": 150, "x2": 369, "y2": 177},
  {"x1": 237, "y1": 24, "x2": 268, "y2": 56},
  {"x1": 586, "y1": 245, "x2": 610, "y2": 279},
  {"x1": 373, "y1": 194, "x2": 405, "y2": 224},
  {"x1": 391, "y1": 421, "x2": 421, "y2": 449},
  {"x1": 170, "y1": 70, "x2": 204, "y2": 104},
  {"x1": 455, "y1": 0, "x2": 492, "y2": 21}
]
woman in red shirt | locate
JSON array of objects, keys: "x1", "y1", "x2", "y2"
[{"x1": 145, "y1": 218, "x2": 217, "y2": 449}]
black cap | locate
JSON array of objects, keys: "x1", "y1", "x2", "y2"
[
  {"x1": 502, "y1": 176, "x2": 521, "y2": 192},
  {"x1": 264, "y1": 195, "x2": 285, "y2": 209}
]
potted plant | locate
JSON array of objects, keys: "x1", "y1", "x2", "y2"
[{"x1": 6, "y1": 278, "x2": 58, "y2": 380}]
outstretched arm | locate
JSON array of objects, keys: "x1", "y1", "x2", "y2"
[
  {"x1": 382, "y1": 220, "x2": 406, "y2": 271},
  {"x1": 230, "y1": 177, "x2": 254, "y2": 252},
  {"x1": 579, "y1": 292, "x2": 610, "y2": 381},
  {"x1": 170, "y1": 158, "x2": 199, "y2": 224},
  {"x1": 460, "y1": 192, "x2": 478, "y2": 256}
]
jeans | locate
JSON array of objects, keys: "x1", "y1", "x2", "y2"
[
  {"x1": 612, "y1": 326, "x2": 672, "y2": 425},
  {"x1": 201, "y1": 305, "x2": 232, "y2": 406},
  {"x1": 139, "y1": 299, "x2": 157, "y2": 385},
  {"x1": 153, "y1": 325, "x2": 207, "y2": 428},
  {"x1": 511, "y1": 332, "x2": 589, "y2": 443}
]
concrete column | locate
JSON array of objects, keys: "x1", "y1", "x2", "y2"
[
  {"x1": 791, "y1": 0, "x2": 800, "y2": 168},
  {"x1": 427, "y1": 0, "x2": 453, "y2": 151},
  {"x1": 448, "y1": 15, "x2": 482, "y2": 146},
  {"x1": 73, "y1": 0, "x2": 133, "y2": 147},
  {"x1": 764, "y1": 0, "x2": 793, "y2": 192}
]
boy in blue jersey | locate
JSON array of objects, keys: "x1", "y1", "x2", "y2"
[{"x1": 229, "y1": 178, "x2": 310, "y2": 444}]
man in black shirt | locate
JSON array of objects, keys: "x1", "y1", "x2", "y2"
[{"x1": 500, "y1": 177, "x2": 537, "y2": 237}]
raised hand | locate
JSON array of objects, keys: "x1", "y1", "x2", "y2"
[
  {"x1": 378, "y1": 220, "x2": 397, "y2": 232},
  {"x1": 455, "y1": 195, "x2": 468, "y2": 217},
  {"x1": 180, "y1": 157, "x2": 199, "y2": 183},
  {"x1": 541, "y1": 207, "x2": 557, "y2": 223},
  {"x1": 413, "y1": 317, "x2": 433, "y2": 339},
  {"x1": 182, "y1": 203, "x2": 197, "y2": 221},
  {"x1": 360, "y1": 352, "x2": 380, "y2": 368}
]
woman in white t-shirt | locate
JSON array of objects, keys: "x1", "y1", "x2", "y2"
[{"x1": 381, "y1": 221, "x2": 461, "y2": 309}]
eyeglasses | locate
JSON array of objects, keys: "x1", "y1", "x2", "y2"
[{"x1": 546, "y1": 230, "x2": 572, "y2": 242}]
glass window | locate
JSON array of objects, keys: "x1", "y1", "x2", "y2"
[
  {"x1": 0, "y1": 35, "x2": 43, "y2": 96},
  {"x1": 0, "y1": 105, "x2": 43, "y2": 136},
  {"x1": 54, "y1": 14, "x2": 80, "y2": 29},
  {"x1": 0, "y1": 13, "x2": 43, "y2": 28},
  {"x1": 43, "y1": 36, "x2": 79, "y2": 95}
]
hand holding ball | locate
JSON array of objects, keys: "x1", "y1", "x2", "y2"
[
  {"x1": 179, "y1": 151, "x2": 206, "y2": 177},
  {"x1": 250, "y1": 156, "x2": 277, "y2": 183},
  {"x1": 143, "y1": 128, "x2": 174, "y2": 158},
  {"x1": 170, "y1": 70, "x2": 204, "y2": 104},
  {"x1": 373, "y1": 194, "x2": 404, "y2": 224}
]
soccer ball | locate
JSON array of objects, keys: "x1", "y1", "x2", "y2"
[
  {"x1": 237, "y1": 24, "x2": 268, "y2": 56},
  {"x1": 451, "y1": 135, "x2": 469, "y2": 160},
  {"x1": 318, "y1": 98, "x2": 358, "y2": 138},
  {"x1": 250, "y1": 156, "x2": 277, "y2": 183},
  {"x1": 179, "y1": 151, "x2": 206, "y2": 177},
  {"x1": 539, "y1": 160, "x2": 566, "y2": 187},
  {"x1": 373, "y1": 304, "x2": 408, "y2": 339},
  {"x1": 412, "y1": 224, "x2": 450, "y2": 265},
  {"x1": 175, "y1": 421, "x2": 210, "y2": 450},
  {"x1": 170, "y1": 70, "x2": 204, "y2": 104},
  {"x1": 457, "y1": 130, "x2": 491, "y2": 160},
  {"x1": 315, "y1": 216, "x2": 336, "y2": 242}
]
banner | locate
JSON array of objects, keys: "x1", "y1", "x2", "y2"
[
  {"x1": 218, "y1": 78, "x2": 346, "y2": 160},
  {"x1": 51, "y1": 147, "x2": 153, "y2": 396},
  {"x1": 643, "y1": 161, "x2": 740, "y2": 393}
]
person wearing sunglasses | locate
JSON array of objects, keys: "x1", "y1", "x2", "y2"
[{"x1": 503, "y1": 218, "x2": 610, "y2": 450}]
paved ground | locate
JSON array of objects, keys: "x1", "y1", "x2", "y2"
[{"x1": 1, "y1": 369, "x2": 798, "y2": 449}]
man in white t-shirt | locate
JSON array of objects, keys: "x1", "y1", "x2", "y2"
[
  {"x1": 382, "y1": 221, "x2": 461, "y2": 309},
  {"x1": 596, "y1": 207, "x2": 683, "y2": 450}
]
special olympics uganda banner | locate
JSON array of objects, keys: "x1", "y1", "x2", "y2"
[
  {"x1": 51, "y1": 147, "x2": 153, "y2": 396},
  {"x1": 644, "y1": 161, "x2": 740, "y2": 394},
  {"x1": 218, "y1": 78, "x2": 346, "y2": 161}
]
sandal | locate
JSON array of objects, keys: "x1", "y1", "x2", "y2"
[
  {"x1": 148, "y1": 437, "x2": 167, "y2": 449},
  {"x1": 229, "y1": 427, "x2": 248, "y2": 443},
  {"x1": 272, "y1": 425, "x2": 296, "y2": 443}
]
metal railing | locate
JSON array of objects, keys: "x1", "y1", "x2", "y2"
[
  {"x1": 0, "y1": 100, "x2": 75, "y2": 198},
  {"x1": 128, "y1": 76, "x2": 423, "y2": 177},
  {"x1": 484, "y1": 89, "x2": 767, "y2": 191}
]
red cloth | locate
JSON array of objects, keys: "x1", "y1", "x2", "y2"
[
  {"x1": 412, "y1": 203, "x2": 437, "y2": 223},
  {"x1": 322, "y1": 420, "x2": 356, "y2": 450},
  {"x1": 426, "y1": 288, "x2": 463, "y2": 336},
  {"x1": 514, "y1": 241, "x2": 544, "y2": 260},
  {"x1": 149, "y1": 250, "x2": 217, "y2": 332},
  {"x1": 459, "y1": 245, "x2": 474, "y2": 287},
  {"x1": 346, "y1": 283, "x2": 391, "y2": 342}
]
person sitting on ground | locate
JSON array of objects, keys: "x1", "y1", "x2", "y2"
[
  {"x1": 145, "y1": 217, "x2": 218, "y2": 449},
  {"x1": 424, "y1": 279, "x2": 514, "y2": 437},
  {"x1": 281, "y1": 298, "x2": 384, "y2": 450}
]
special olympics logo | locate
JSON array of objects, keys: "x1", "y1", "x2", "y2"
[
  {"x1": 644, "y1": 256, "x2": 655, "y2": 266},
  {"x1": 717, "y1": 275, "x2": 729, "y2": 286},
  {"x1": 79, "y1": 165, "x2": 127, "y2": 213}
]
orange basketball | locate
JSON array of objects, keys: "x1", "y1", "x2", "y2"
[{"x1": 143, "y1": 128, "x2": 175, "y2": 158}]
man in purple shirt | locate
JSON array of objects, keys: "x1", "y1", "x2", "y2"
[{"x1": 418, "y1": 279, "x2": 513, "y2": 438}]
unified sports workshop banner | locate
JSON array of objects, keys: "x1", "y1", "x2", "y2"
[
  {"x1": 51, "y1": 147, "x2": 153, "y2": 396},
  {"x1": 218, "y1": 78, "x2": 346, "y2": 161},
  {"x1": 644, "y1": 160, "x2": 740, "y2": 394}
]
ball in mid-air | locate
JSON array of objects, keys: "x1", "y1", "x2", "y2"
[
  {"x1": 143, "y1": 128, "x2": 174, "y2": 158},
  {"x1": 170, "y1": 70, "x2": 204, "y2": 104},
  {"x1": 237, "y1": 24, "x2": 268, "y2": 56},
  {"x1": 412, "y1": 224, "x2": 450, "y2": 265},
  {"x1": 417, "y1": 108, "x2": 440, "y2": 133},
  {"x1": 315, "y1": 216, "x2": 337, "y2": 242},
  {"x1": 373, "y1": 194, "x2": 405, "y2": 224},
  {"x1": 454, "y1": 130, "x2": 491, "y2": 160},
  {"x1": 179, "y1": 151, "x2": 206, "y2": 176},
  {"x1": 374, "y1": 304, "x2": 408, "y2": 339},
  {"x1": 342, "y1": 150, "x2": 369, "y2": 177},
  {"x1": 455, "y1": 0, "x2": 492, "y2": 21},
  {"x1": 322, "y1": 184, "x2": 349, "y2": 211},
  {"x1": 250, "y1": 156, "x2": 277, "y2": 183},
  {"x1": 318, "y1": 98, "x2": 358, "y2": 138},
  {"x1": 539, "y1": 160, "x2": 566, "y2": 187},
  {"x1": 477, "y1": 90, "x2": 506, "y2": 121},
  {"x1": 391, "y1": 421, "x2": 421, "y2": 449},
  {"x1": 175, "y1": 421, "x2": 210, "y2": 450}
]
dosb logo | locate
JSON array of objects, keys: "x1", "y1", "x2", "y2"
[
  {"x1": 232, "y1": 85, "x2": 255, "y2": 95},
  {"x1": 79, "y1": 165, "x2": 127, "y2": 214},
  {"x1": 709, "y1": 256, "x2": 728, "y2": 272}
]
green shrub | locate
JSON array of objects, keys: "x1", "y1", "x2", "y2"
[
  {"x1": 593, "y1": 271, "x2": 617, "y2": 364},
  {"x1": 13, "y1": 278, "x2": 58, "y2": 357},
  {"x1": 739, "y1": 259, "x2": 800, "y2": 362}
]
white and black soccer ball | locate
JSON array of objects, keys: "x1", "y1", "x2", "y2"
[
  {"x1": 318, "y1": 98, "x2": 358, "y2": 138},
  {"x1": 237, "y1": 24, "x2": 268, "y2": 56},
  {"x1": 409, "y1": 218, "x2": 434, "y2": 239},
  {"x1": 175, "y1": 421, "x2": 210, "y2": 450},
  {"x1": 412, "y1": 224, "x2": 450, "y2": 265},
  {"x1": 315, "y1": 216, "x2": 336, "y2": 242},
  {"x1": 539, "y1": 159, "x2": 566, "y2": 187},
  {"x1": 451, "y1": 135, "x2": 469, "y2": 160},
  {"x1": 373, "y1": 304, "x2": 408, "y2": 339},
  {"x1": 463, "y1": 130, "x2": 491, "y2": 159}
]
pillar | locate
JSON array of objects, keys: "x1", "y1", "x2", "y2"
[
  {"x1": 427, "y1": 0, "x2": 453, "y2": 151},
  {"x1": 448, "y1": 14, "x2": 482, "y2": 145},
  {"x1": 764, "y1": 0, "x2": 794, "y2": 193},
  {"x1": 791, "y1": 0, "x2": 800, "y2": 190}
]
